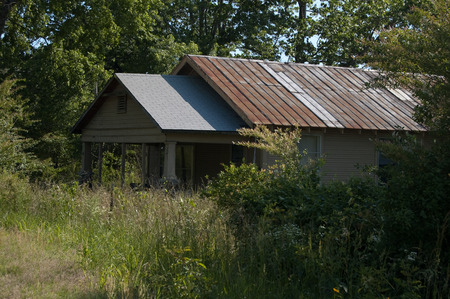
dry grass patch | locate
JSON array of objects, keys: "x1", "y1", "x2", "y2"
[{"x1": 0, "y1": 228, "x2": 104, "y2": 299}]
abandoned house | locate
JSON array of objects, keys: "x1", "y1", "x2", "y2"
[{"x1": 71, "y1": 55, "x2": 427, "y2": 186}]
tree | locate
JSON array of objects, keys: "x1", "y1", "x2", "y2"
[
  {"x1": 0, "y1": 0, "x2": 196, "y2": 169},
  {"x1": 288, "y1": 0, "x2": 432, "y2": 66},
  {"x1": 366, "y1": 1, "x2": 449, "y2": 294},
  {"x1": 157, "y1": 0, "x2": 297, "y2": 60},
  {"x1": 366, "y1": 0, "x2": 449, "y2": 133},
  {"x1": 0, "y1": 0, "x2": 21, "y2": 37},
  {"x1": 0, "y1": 78, "x2": 49, "y2": 175}
]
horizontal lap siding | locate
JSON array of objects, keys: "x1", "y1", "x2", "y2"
[
  {"x1": 322, "y1": 133, "x2": 376, "y2": 182},
  {"x1": 258, "y1": 132, "x2": 377, "y2": 182},
  {"x1": 83, "y1": 95, "x2": 163, "y2": 143}
]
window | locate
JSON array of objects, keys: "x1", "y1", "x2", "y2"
[
  {"x1": 377, "y1": 138, "x2": 394, "y2": 169},
  {"x1": 231, "y1": 144, "x2": 244, "y2": 166},
  {"x1": 298, "y1": 135, "x2": 321, "y2": 164},
  {"x1": 378, "y1": 152, "x2": 393, "y2": 169},
  {"x1": 117, "y1": 94, "x2": 127, "y2": 114}
]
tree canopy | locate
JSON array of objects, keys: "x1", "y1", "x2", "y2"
[
  {"x1": 366, "y1": 0, "x2": 449, "y2": 134},
  {"x1": 0, "y1": 0, "x2": 197, "y2": 165},
  {"x1": 0, "y1": 0, "x2": 447, "y2": 173}
]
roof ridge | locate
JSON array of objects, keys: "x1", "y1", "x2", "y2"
[
  {"x1": 115, "y1": 73, "x2": 203, "y2": 78},
  {"x1": 186, "y1": 54, "x2": 266, "y2": 63},
  {"x1": 186, "y1": 54, "x2": 377, "y2": 72}
]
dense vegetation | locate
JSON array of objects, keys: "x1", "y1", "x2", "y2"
[
  {"x1": 0, "y1": 0, "x2": 444, "y2": 172},
  {"x1": 1, "y1": 125, "x2": 448, "y2": 298},
  {"x1": 0, "y1": 0, "x2": 449, "y2": 298}
]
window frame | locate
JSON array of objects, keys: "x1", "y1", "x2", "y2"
[{"x1": 297, "y1": 134, "x2": 322, "y2": 164}]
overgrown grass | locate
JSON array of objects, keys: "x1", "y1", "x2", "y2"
[
  {"x1": 1, "y1": 168, "x2": 448, "y2": 298},
  {"x1": 0, "y1": 172, "x2": 235, "y2": 298},
  {"x1": 0, "y1": 228, "x2": 102, "y2": 299}
]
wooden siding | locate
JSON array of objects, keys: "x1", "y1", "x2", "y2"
[
  {"x1": 82, "y1": 92, "x2": 164, "y2": 143},
  {"x1": 259, "y1": 131, "x2": 381, "y2": 182},
  {"x1": 321, "y1": 132, "x2": 377, "y2": 181}
]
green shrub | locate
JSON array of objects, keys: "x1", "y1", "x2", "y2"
[
  {"x1": 203, "y1": 125, "x2": 448, "y2": 298},
  {"x1": 203, "y1": 126, "x2": 323, "y2": 227},
  {"x1": 376, "y1": 132, "x2": 450, "y2": 298}
]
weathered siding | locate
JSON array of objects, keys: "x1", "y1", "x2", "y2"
[
  {"x1": 82, "y1": 92, "x2": 164, "y2": 143},
  {"x1": 321, "y1": 132, "x2": 377, "y2": 181},
  {"x1": 260, "y1": 131, "x2": 383, "y2": 182}
]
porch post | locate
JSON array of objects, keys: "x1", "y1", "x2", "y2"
[
  {"x1": 80, "y1": 142, "x2": 92, "y2": 184},
  {"x1": 121, "y1": 143, "x2": 127, "y2": 188},
  {"x1": 163, "y1": 141, "x2": 177, "y2": 182},
  {"x1": 98, "y1": 142, "x2": 103, "y2": 185}
]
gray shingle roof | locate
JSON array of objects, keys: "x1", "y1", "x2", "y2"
[{"x1": 116, "y1": 73, "x2": 246, "y2": 132}]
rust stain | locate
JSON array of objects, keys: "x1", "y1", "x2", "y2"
[{"x1": 180, "y1": 55, "x2": 426, "y2": 132}]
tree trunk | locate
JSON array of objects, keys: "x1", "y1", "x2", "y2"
[
  {"x1": 0, "y1": 0, "x2": 20, "y2": 37},
  {"x1": 298, "y1": 1, "x2": 307, "y2": 19}
]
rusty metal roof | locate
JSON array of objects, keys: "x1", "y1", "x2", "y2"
[{"x1": 171, "y1": 55, "x2": 426, "y2": 132}]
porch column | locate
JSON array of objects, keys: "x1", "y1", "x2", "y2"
[
  {"x1": 121, "y1": 143, "x2": 127, "y2": 188},
  {"x1": 163, "y1": 141, "x2": 177, "y2": 181},
  {"x1": 80, "y1": 142, "x2": 92, "y2": 184}
]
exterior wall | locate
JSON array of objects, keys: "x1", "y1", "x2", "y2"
[
  {"x1": 321, "y1": 131, "x2": 377, "y2": 182},
  {"x1": 260, "y1": 130, "x2": 387, "y2": 182},
  {"x1": 82, "y1": 90, "x2": 165, "y2": 143}
]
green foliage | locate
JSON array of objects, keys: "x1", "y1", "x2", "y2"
[
  {"x1": 288, "y1": 0, "x2": 431, "y2": 66},
  {"x1": 0, "y1": 0, "x2": 197, "y2": 173},
  {"x1": 0, "y1": 79, "x2": 52, "y2": 177},
  {"x1": 203, "y1": 125, "x2": 449, "y2": 298},
  {"x1": 203, "y1": 162, "x2": 270, "y2": 230},
  {"x1": 204, "y1": 126, "x2": 323, "y2": 227},
  {"x1": 376, "y1": 133, "x2": 449, "y2": 247},
  {"x1": 157, "y1": 0, "x2": 295, "y2": 60},
  {"x1": 375, "y1": 132, "x2": 450, "y2": 297},
  {"x1": 365, "y1": 2, "x2": 450, "y2": 292},
  {"x1": 1, "y1": 160, "x2": 449, "y2": 298},
  {"x1": 366, "y1": 0, "x2": 450, "y2": 133}
]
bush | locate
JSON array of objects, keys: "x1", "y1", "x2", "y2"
[
  {"x1": 376, "y1": 132, "x2": 450, "y2": 298},
  {"x1": 203, "y1": 126, "x2": 323, "y2": 226},
  {"x1": 203, "y1": 125, "x2": 449, "y2": 298}
]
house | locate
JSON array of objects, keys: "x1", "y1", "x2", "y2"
[{"x1": 71, "y1": 55, "x2": 427, "y2": 186}]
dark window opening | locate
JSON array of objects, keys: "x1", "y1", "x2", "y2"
[{"x1": 231, "y1": 144, "x2": 244, "y2": 166}]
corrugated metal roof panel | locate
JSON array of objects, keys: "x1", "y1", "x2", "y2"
[
  {"x1": 187, "y1": 55, "x2": 327, "y2": 128},
  {"x1": 116, "y1": 73, "x2": 246, "y2": 132},
  {"x1": 177, "y1": 55, "x2": 426, "y2": 132}
]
